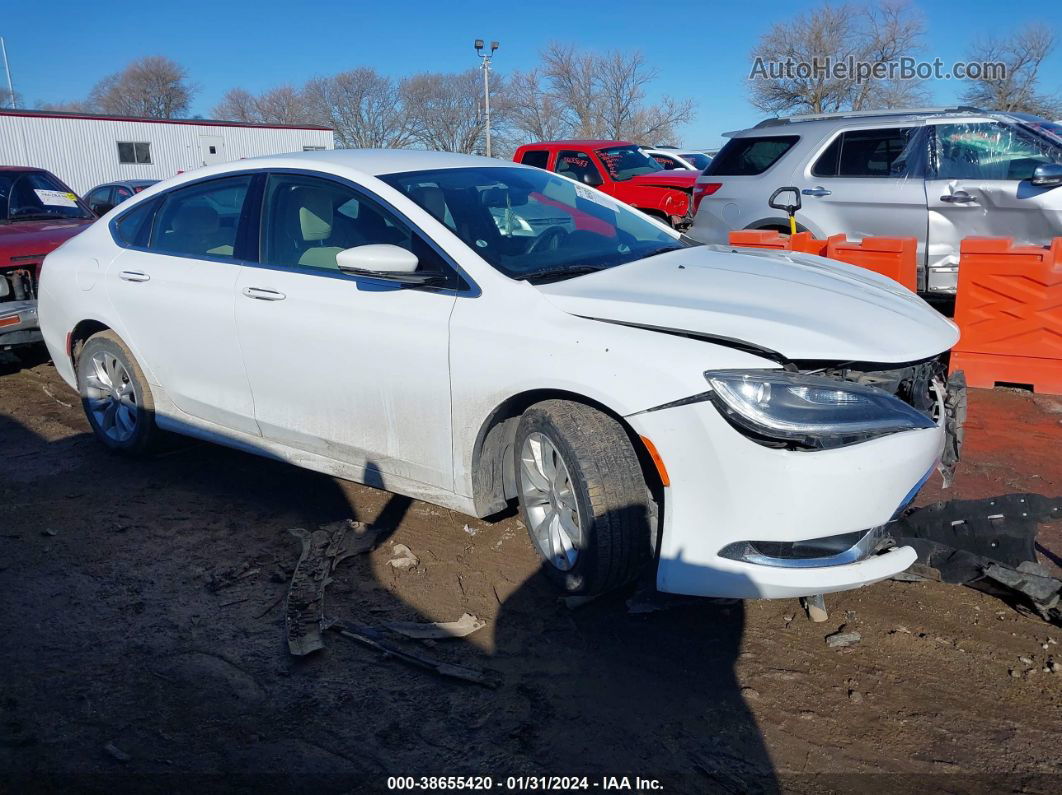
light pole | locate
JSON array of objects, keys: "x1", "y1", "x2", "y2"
[
  {"x1": 0, "y1": 37, "x2": 14, "y2": 109},
  {"x1": 474, "y1": 39, "x2": 498, "y2": 157}
]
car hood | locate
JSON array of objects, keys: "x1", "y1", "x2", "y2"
[
  {"x1": 0, "y1": 219, "x2": 93, "y2": 263},
  {"x1": 625, "y1": 171, "x2": 699, "y2": 190},
  {"x1": 535, "y1": 246, "x2": 959, "y2": 363}
]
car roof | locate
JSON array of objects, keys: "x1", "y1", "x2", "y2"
[
  {"x1": 0, "y1": 165, "x2": 47, "y2": 173},
  {"x1": 520, "y1": 140, "x2": 634, "y2": 149},
  {"x1": 241, "y1": 148, "x2": 514, "y2": 176},
  {"x1": 726, "y1": 107, "x2": 1036, "y2": 138}
]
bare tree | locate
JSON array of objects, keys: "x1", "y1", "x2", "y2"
[
  {"x1": 522, "y1": 43, "x2": 693, "y2": 143},
  {"x1": 506, "y1": 68, "x2": 570, "y2": 141},
  {"x1": 402, "y1": 69, "x2": 499, "y2": 154},
  {"x1": 1, "y1": 87, "x2": 20, "y2": 108},
  {"x1": 748, "y1": 0, "x2": 927, "y2": 116},
  {"x1": 88, "y1": 56, "x2": 196, "y2": 118},
  {"x1": 960, "y1": 26, "x2": 1061, "y2": 117},
  {"x1": 303, "y1": 68, "x2": 414, "y2": 148},
  {"x1": 213, "y1": 86, "x2": 312, "y2": 125}
]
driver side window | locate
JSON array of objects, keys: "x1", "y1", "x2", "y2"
[
  {"x1": 554, "y1": 151, "x2": 602, "y2": 185},
  {"x1": 260, "y1": 174, "x2": 450, "y2": 278},
  {"x1": 933, "y1": 122, "x2": 1059, "y2": 181}
]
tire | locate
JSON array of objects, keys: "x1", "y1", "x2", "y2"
[
  {"x1": 76, "y1": 331, "x2": 161, "y2": 455},
  {"x1": 514, "y1": 400, "x2": 653, "y2": 595}
]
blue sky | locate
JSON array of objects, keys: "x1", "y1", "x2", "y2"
[{"x1": 3, "y1": 0, "x2": 1060, "y2": 148}]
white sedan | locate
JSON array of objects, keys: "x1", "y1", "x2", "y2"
[{"x1": 38, "y1": 150, "x2": 961, "y2": 600}]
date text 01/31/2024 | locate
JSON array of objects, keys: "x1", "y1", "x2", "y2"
[{"x1": 386, "y1": 776, "x2": 665, "y2": 791}]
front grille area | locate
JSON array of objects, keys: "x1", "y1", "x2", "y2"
[{"x1": 1, "y1": 265, "x2": 39, "y2": 305}]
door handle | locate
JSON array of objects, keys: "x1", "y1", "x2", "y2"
[
  {"x1": 940, "y1": 190, "x2": 975, "y2": 203},
  {"x1": 242, "y1": 286, "x2": 286, "y2": 301},
  {"x1": 119, "y1": 270, "x2": 150, "y2": 282},
  {"x1": 801, "y1": 186, "x2": 832, "y2": 197}
]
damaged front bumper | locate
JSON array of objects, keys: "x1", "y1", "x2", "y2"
[{"x1": 628, "y1": 360, "x2": 964, "y2": 600}]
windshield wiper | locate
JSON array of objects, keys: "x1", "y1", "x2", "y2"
[
  {"x1": 519, "y1": 264, "x2": 609, "y2": 284},
  {"x1": 639, "y1": 245, "x2": 685, "y2": 260},
  {"x1": 10, "y1": 212, "x2": 85, "y2": 221}
]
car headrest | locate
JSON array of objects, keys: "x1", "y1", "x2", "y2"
[
  {"x1": 292, "y1": 187, "x2": 333, "y2": 241},
  {"x1": 411, "y1": 185, "x2": 448, "y2": 223},
  {"x1": 171, "y1": 205, "x2": 219, "y2": 235}
]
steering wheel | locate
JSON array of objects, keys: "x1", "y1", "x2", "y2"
[{"x1": 527, "y1": 226, "x2": 568, "y2": 254}]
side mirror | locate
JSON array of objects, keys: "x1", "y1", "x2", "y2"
[
  {"x1": 1031, "y1": 163, "x2": 1062, "y2": 187},
  {"x1": 336, "y1": 244, "x2": 442, "y2": 286},
  {"x1": 582, "y1": 171, "x2": 604, "y2": 187}
]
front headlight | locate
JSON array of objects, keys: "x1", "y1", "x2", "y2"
[{"x1": 705, "y1": 369, "x2": 935, "y2": 448}]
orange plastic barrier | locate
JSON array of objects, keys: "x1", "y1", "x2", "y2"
[
  {"x1": 727, "y1": 229, "x2": 791, "y2": 250},
  {"x1": 728, "y1": 230, "x2": 917, "y2": 289},
  {"x1": 951, "y1": 237, "x2": 1062, "y2": 394},
  {"x1": 826, "y1": 236, "x2": 918, "y2": 292},
  {"x1": 727, "y1": 229, "x2": 830, "y2": 256}
]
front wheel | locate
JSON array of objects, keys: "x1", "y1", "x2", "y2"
[
  {"x1": 76, "y1": 331, "x2": 161, "y2": 455},
  {"x1": 515, "y1": 400, "x2": 654, "y2": 595}
]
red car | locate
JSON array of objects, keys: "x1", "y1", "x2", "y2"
[
  {"x1": 513, "y1": 140, "x2": 699, "y2": 229},
  {"x1": 1, "y1": 167, "x2": 94, "y2": 349}
]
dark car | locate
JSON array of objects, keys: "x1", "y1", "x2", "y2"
[
  {"x1": 83, "y1": 179, "x2": 158, "y2": 216},
  {"x1": 0, "y1": 167, "x2": 94, "y2": 348}
]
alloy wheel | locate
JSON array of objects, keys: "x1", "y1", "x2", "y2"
[
  {"x1": 83, "y1": 351, "x2": 138, "y2": 443},
  {"x1": 519, "y1": 432, "x2": 583, "y2": 570}
]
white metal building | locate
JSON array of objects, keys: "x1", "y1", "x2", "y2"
[{"x1": 0, "y1": 109, "x2": 334, "y2": 195}]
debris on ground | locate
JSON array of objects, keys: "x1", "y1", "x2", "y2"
[
  {"x1": 463, "y1": 524, "x2": 477, "y2": 537},
  {"x1": 892, "y1": 494, "x2": 1062, "y2": 625},
  {"x1": 103, "y1": 742, "x2": 131, "y2": 762},
  {"x1": 285, "y1": 519, "x2": 382, "y2": 656},
  {"x1": 388, "y1": 543, "x2": 420, "y2": 570},
  {"x1": 283, "y1": 519, "x2": 492, "y2": 686},
  {"x1": 825, "y1": 629, "x2": 861, "y2": 648},
  {"x1": 326, "y1": 620, "x2": 495, "y2": 687},
  {"x1": 383, "y1": 612, "x2": 485, "y2": 640},
  {"x1": 802, "y1": 594, "x2": 829, "y2": 623},
  {"x1": 625, "y1": 588, "x2": 714, "y2": 614}
]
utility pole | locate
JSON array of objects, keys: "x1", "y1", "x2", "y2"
[
  {"x1": 474, "y1": 39, "x2": 498, "y2": 157},
  {"x1": 0, "y1": 37, "x2": 15, "y2": 109}
]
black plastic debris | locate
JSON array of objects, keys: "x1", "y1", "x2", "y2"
[{"x1": 892, "y1": 493, "x2": 1062, "y2": 625}]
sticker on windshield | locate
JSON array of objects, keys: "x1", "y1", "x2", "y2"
[
  {"x1": 34, "y1": 189, "x2": 79, "y2": 208},
  {"x1": 574, "y1": 183, "x2": 611, "y2": 208}
]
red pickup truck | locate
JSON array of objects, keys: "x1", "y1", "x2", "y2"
[
  {"x1": 512, "y1": 140, "x2": 699, "y2": 229},
  {"x1": 1, "y1": 167, "x2": 94, "y2": 349}
]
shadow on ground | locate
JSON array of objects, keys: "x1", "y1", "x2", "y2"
[{"x1": 0, "y1": 405, "x2": 776, "y2": 793}]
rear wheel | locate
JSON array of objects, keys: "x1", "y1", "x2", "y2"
[
  {"x1": 515, "y1": 400, "x2": 654, "y2": 595},
  {"x1": 76, "y1": 331, "x2": 161, "y2": 455}
]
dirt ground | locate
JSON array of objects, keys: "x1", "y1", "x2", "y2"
[{"x1": 1, "y1": 352, "x2": 1060, "y2": 794}]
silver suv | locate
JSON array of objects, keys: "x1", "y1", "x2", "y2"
[{"x1": 688, "y1": 107, "x2": 1062, "y2": 293}]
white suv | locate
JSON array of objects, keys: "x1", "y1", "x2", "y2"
[{"x1": 688, "y1": 108, "x2": 1062, "y2": 294}]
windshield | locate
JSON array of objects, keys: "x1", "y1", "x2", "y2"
[
  {"x1": 379, "y1": 166, "x2": 690, "y2": 282},
  {"x1": 596, "y1": 145, "x2": 663, "y2": 180},
  {"x1": 0, "y1": 171, "x2": 92, "y2": 222},
  {"x1": 680, "y1": 152, "x2": 712, "y2": 170}
]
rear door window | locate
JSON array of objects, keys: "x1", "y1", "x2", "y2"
[
  {"x1": 519, "y1": 149, "x2": 550, "y2": 169},
  {"x1": 704, "y1": 136, "x2": 799, "y2": 176},
  {"x1": 812, "y1": 127, "x2": 918, "y2": 177},
  {"x1": 150, "y1": 175, "x2": 252, "y2": 259}
]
